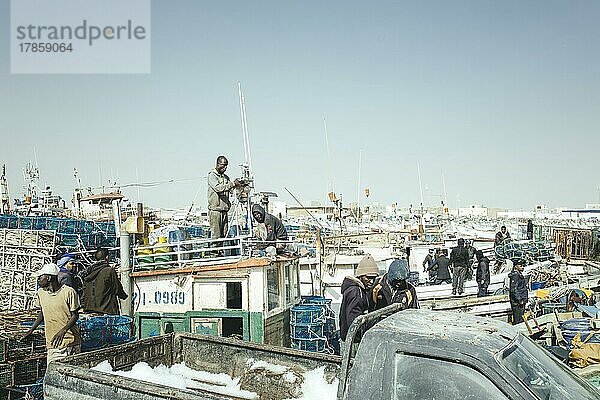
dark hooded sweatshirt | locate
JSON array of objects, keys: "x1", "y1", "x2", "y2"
[
  {"x1": 371, "y1": 273, "x2": 418, "y2": 312},
  {"x1": 82, "y1": 261, "x2": 128, "y2": 315},
  {"x1": 476, "y1": 256, "x2": 491, "y2": 286},
  {"x1": 339, "y1": 276, "x2": 369, "y2": 341},
  {"x1": 429, "y1": 255, "x2": 451, "y2": 280},
  {"x1": 252, "y1": 204, "x2": 288, "y2": 242}
]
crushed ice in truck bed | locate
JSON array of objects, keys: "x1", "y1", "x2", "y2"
[{"x1": 92, "y1": 360, "x2": 338, "y2": 400}]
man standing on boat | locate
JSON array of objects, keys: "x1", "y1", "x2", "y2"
[
  {"x1": 251, "y1": 203, "x2": 288, "y2": 254},
  {"x1": 81, "y1": 248, "x2": 128, "y2": 315},
  {"x1": 475, "y1": 250, "x2": 490, "y2": 297},
  {"x1": 422, "y1": 249, "x2": 437, "y2": 283},
  {"x1": 339, "y1": 254, "x2": 379, "y2": 342},
  {"x1": 508, "y1": 260, "x2": 528, "y2": 324},
  {"x1": 428, "y1": 249, "x2": 452, "y2": 285},
  {"x1": 527, "y1": 219, "x2": 534, "y2": 240},
  {"x1": 495, "y1": 225, "x2": 511, "y2": 247},
  {"x1": 449, "y1": 238, "x2": 469, "y2": 295},
  {"x1": 465, "y1": 240, "x2": 477, "y2": 281},
  {"x1": 207, "y1": 156, "x2": 244, "y2": 240}
]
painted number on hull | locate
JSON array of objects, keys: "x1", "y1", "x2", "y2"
[
  {"x1": 155, "y1": 291, "x2": 185, "y2": 305},
  {"x1": 133, "y1": 291, "x2": 185, "y2": 305}
]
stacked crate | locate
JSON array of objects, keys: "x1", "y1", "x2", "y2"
[{"x1": 0, "y1": 312, "x2": 46, "y2": 400}]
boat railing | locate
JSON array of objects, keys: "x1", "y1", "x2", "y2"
[{"x1": 133, "y1": 235, "x2": 248, "y2": 271}]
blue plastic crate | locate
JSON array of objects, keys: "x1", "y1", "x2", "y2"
[
  {"x1": 291, "y1": 338, "x2": 328, "y2": 353},
  {"x1": 290, "y1": 323, "x2": 325, "y2": 340},
  {"x1": 291, "y1": 305, "x2": 325, "y2": 324},
  {"x1": 78, "y1": 315, "x2": 133, "y2": 351}
]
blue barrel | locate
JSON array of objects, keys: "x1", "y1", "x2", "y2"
[
  {"x1": 291, "y1": 305, "x2": 332, "y2": 353},
  {"x1": 531, "y1": 281, "x2": 546, "y2": 290},
  {"x1": 560, "y1": 318, "x2": 600, "y2": 348},
  {"x1": 301, "y1": 296, "x2": 331, "y2": 306}
]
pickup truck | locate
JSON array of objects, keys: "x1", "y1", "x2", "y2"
[{"x1": 44, "y1": 304, "x2": 598, "y2": 400}]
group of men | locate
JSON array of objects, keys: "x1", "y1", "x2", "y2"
[
  {"x1": 422, "y1": 239, "x2": 491, "y2": 297},
  {"x1": 339, "y1": 255, "x2": 418, "y2": 342},
  {"x1": 22, "y1": 248, "x2": 128, "y2": 364},
  {"x1": 208, "y1": 155, "x2": 288, "y2": 252}
]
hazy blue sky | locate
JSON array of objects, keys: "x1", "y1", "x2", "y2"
[{"x1": 1, "y1": 1, "x2": 599, "y2": 211}]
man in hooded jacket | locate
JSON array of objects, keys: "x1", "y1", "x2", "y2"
[
  {"x1": 339, "y1": 254, "x2": 379, "y2": 342},
  {"x1": 475, "y1": 250, "x2": 490, "y2": 297},
  {"x1": 429, "y1": 249, "x2": 452, "y2": 285},
  {"x1": 82, "y1": 248, "x2": 128, "y2": 315},
  {"x1": 371, "y1": 259, "x2": 418, "y2": 311},
  {"x1": 251, "y1": 204, "x2": 288, "y2": 253}
]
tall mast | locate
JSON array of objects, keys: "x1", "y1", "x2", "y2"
[
  {"x1": 417, "y1": 161, "x2": 424, "y2": 215},
  {"x1": 357, "y1": 149, "x2": 362, "y2": 222},
  {"x1": 1, "y1": 165, "x2": 10, "y2": 214},
  {"x1": 442, "y1": 171, "x2": 448, "y2": 208},
  {"x1": 237, "y1": 82, "x2": 254, "y2": 236},
  {"x1": 323, "y1": 116, "x2": 333, "y2": 200}
]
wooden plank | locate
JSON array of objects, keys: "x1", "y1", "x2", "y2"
[{"x1": 131, "y1": 257, "x2": 295, "y2": 278}]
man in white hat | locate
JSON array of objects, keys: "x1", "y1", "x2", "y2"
[{"x1": 22, "y1": 263, "x2": 82, "y2": 364}]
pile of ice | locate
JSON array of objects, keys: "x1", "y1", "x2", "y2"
[{"x1": 92, "y1": 360, "x2": 338, "y2": 400}]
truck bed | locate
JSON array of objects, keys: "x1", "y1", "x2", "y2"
[{"x1": 44, "y1": 333, "x2": 341, "y2": 400}]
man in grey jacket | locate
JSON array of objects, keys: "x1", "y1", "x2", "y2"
[{"x1": 207, "y1": 156, "x2": 243, "y2": 240}]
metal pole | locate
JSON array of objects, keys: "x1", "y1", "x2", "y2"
[{"x1": 119, "y1": 231, "x2": 132, "y2": 317}]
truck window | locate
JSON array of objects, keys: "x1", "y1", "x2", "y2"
[
  {"x1": 498, "y1": 333, "x2": 598, "y2": 400},
  {"x1": 394, "y1": 353, "x2": 508, "y2": 400}
]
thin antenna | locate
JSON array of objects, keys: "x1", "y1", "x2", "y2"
[
  {"x1": 237, "y1": 82, "x2": 249, "y2": 165},
  {"x1": 417, "y1": 161, "x2": 424, "y2": 214},
  {"x1": 285, "y1": 187, "x2": 324, "y2": 230},
  {"x1": 442, "y1": 172, "x2": 448, "y2": 207},
  {"x1": 33, "y1": 147, "x2": 39, "y2": 169},
  {"x1": 357, "y1": 149, "x2": 362, "y2": 222},
  {"x1": 98, "y1": 161, "x2": 102, "y2": 190},
  {"x1": 237, "y1": 82, "x2": 253, "y2": 175},
  {"x1": 241, "y1": 93, "x2": 252, "y2": 173},
  {"x1": 323, "y1": 116, "x2": 334, "y2": 197},
  {"x1": 135, "y1": 167, "x2": 141, "y2": 203}
]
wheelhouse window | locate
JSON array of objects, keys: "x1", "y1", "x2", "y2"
[
  {"x1": 266, "y1": 266, "x2": 281, "y2": 312},
  {"x1": 285, "y1": 262, "x2": 300, "y2": 304}
]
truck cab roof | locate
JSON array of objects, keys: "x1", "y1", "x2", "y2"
[
  {"x1": 373, "y1": 308, "x2": 517, "y2": 355},
  {"x1": 342, "y1": 307, "x2": 599, "y2": 400}
]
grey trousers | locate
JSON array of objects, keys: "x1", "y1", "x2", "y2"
[
  {"x1": 209, "y1": 210, "x2": 228, "y2": 240},
  {"x1": 452, "y1": 266, "x2": 467, "y2": 294}
]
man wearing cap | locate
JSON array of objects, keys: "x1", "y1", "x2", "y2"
[
  {"x1": 509, "y1": 261, "x2": 528, "y2": 324},
  {"x1": 22, "y1": 263, "x2": 82, "y2": 364},
  {"x1": 57, "y1": 253, "x2": 82, "y2": 297},
  {"x1": 372, "y1": 259, "x2": 418, "y2": 311},
  {"x1": 339, "y1": 254, "x2": 379, "y2": 342}
]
